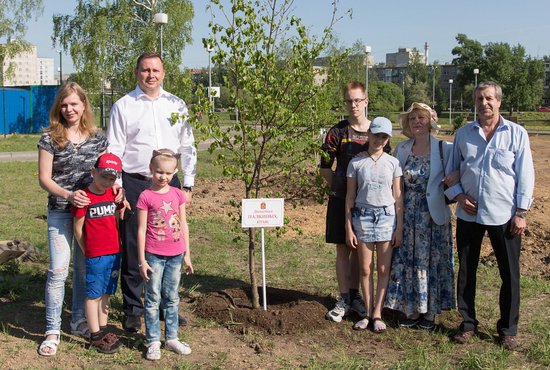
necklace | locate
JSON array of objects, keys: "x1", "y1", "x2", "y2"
[{"x1": 369, "y1": 151, "x2": 384, "y2": 163}]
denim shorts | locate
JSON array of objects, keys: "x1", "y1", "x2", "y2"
[
  {"x1": 85, "y1": 253, "x2": 121, "y2": 298},
  {"x1": 351, "y1": 206, "x2": 395, "y2": 243}
]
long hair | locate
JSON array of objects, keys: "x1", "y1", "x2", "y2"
[{"x1": 45, "y1": 82, "x2": 97, "y2": 150}]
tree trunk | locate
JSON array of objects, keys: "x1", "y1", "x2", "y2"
[{"x1": 248, "y1": 228, "x2": 260, "y2": 308}]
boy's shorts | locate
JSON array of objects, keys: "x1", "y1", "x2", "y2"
[
  {"x1": 351, "y1": 206, "x2": 395, "y2": 243},
  {"x1": 325, "y1": 196, "x2": 346, "y2": 244},
  {"x1": 85, "y1": 253, "x2": 121, "y2": 299}
]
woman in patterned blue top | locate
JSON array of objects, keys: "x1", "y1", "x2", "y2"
[{"x1": 37, "y1": 82, "x2": 109, "y2": 356}]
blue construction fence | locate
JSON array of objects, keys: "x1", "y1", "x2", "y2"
[{"x1": 0, "y1": 86, "x2": 58, "y2": 135}]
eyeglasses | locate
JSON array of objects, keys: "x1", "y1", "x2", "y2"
[{"x1": 344, "y1": 98, "x2": 366, "y2": 105}]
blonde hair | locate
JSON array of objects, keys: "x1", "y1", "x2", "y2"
[
  {"x1": 45, "y1": 82, "x2": 97, "y2": 150},
  {"x1": 343, "y1": 81, "x2": 367, "y2": 98},
  {"x1": 150, "y1": 148, "x2": 180, "y2": 169},
  {"x1": 398, "y1": 102, "x2": 440, "y2": 138}
]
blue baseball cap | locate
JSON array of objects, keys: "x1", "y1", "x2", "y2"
[{"x1": 370, "y1": 117, "x2": 393, "y2": 137}]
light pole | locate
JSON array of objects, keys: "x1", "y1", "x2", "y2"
[
  {"x1": 401, "y1": 71, "x2": 406, "y2": 111},
  {"x1": 153, "y1": 13, "x2": 168, "y2": 58},
  {"x1": 58, "y1": 50, "x2": 62, "y2": 85},
  {"x1": 431, "y1": 65, "x2": 436, "y2": 108},
  {"x1": 473, "y1": 68, "x2": 479, "y2": 120},
  {"x1": 364, "y1": 45, "x2": 371, "y2": 118},
  {"x1": 206, "y1": 44, "x2": 214, "y2": 111},
  {"x1": 449, "y1": 79, "x2": 453, "y2": 124}
]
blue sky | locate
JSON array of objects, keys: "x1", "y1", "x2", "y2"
[{"x1": 26, "y1": 0, "x2": 550, "y2": 73}]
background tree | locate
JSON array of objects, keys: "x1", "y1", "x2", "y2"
[
  {"x1": 451, "y1": 34, "x2": 485, "y2": 93},
  {"x1": 197, "y1": 0, "x2": 348, "y2": 308},
  {"x1": 0, "y1": 0, "x2": 43, "y2": 84},
  {"x1": 368, "y1": 80, "x2": 403, "y2": 116},
  {"x1": 452, "y1": 34, "x2": 544, "y2": 115},
  {"x1": 407, "y1": 50, "x2": 428, "y2": 84},
  {"x1": 52, "y1": 0, "x2": 194, "y2": 104}
]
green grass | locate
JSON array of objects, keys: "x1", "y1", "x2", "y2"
[
  {"x1": 1, "y1": 153, "x2": 549, "y2": 369},
  {"x1": 0, "y1": 134, "x2": 41, "y2": 152}
]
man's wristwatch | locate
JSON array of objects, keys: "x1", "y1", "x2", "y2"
[
  {"x1": 182, "y1": 186, "x2": 193, "y2": 192},
  {"x1": 515, "y1": 210, "x2": 527, "y2": 219}
]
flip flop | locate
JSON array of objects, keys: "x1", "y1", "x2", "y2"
[
  {"x1": 372, "y1": 317, "x2": 387, "y2": 333},
  {"x1": 352, "y1": 317, "x2": 370, "y2": 330}
]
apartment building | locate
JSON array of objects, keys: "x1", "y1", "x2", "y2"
[{"x1": 2, "y1": 45, "x2": 56, "y2": 86}]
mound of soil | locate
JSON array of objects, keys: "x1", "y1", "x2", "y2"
[{"x1": 193, "y1": 287, "x2": 334, "y2": 335}]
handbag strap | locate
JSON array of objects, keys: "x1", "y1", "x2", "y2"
[{"x1": 438, "y1": 140, "x2": 447, "y2": 176}]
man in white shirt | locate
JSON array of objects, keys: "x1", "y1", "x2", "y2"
[{"x1": 107, "y1": 52, "x2": 197, "y2": 332}]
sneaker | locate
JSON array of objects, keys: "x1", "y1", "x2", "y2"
[
  {"x1": 124, "y1": 315, "x2": 142, "y2": 333},
  {"x1": 350, "y1": 297, "x2": 368, "y2": 319},
  {"x1": 146, "y1": 342, "x2": 161, "y2": 361},
  {"x1": 165, "y1": 339, "x2": 192, "y2": 355},
  {"x1": 325, "y1": 297, "x2": 350, "y2": 323},
  {"x1": 399, "y1": 317, "x2": 419, "y2": 328},
  {"x1": 417, "y1": 317, "x2": 435, "y2": 331}
]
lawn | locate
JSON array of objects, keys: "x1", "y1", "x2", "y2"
[{"x1": 0, "y1": 151, "x2": 549, "y2": 369}]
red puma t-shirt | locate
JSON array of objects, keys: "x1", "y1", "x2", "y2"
[{"x1": 72, "y1": 188, "x2": 122, "y2": 258}]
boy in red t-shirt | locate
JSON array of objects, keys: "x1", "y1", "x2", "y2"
[{"x1": 72, "y1": 153, "x2": 124, "y2": 353}]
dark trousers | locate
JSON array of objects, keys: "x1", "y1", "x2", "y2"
[
  {"x1": 456, "y1": 218, "x2": 521, "y2": 336},
  {"x1": 120, "y1": 171, "x2": 181, "y2": 317}
]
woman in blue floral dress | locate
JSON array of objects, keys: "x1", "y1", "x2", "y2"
[{"x1": 384, "y1": 102, "x2": 455, "y2": 330}]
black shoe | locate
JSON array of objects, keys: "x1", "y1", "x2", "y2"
[
  {"x1": 417, "y1": 317, "x2": 435, "y2": 331},
  {"x1": 399, "y1": 317, "x2": 419, "y2": 328},
  {"x1": 124, "y1": 315, "x2": 142, "y2": 333}
]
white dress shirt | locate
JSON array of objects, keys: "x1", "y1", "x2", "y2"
[{"x1": 107, "y1": 85, "x2": 197, "y2": 187}]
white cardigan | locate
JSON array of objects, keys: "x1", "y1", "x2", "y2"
[{"x1": 394, "y1": 135, "x2": 453, "y2": 225}]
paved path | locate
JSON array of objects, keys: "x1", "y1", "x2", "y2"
[
  {"x1": 2, "y1": 129, "x2": 549, "y2": 163},
  {"x1": 0, "y1": 139, "x2": 214, "y2": 163}
]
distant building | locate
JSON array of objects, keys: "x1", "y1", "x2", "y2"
[
  {"x1": 2, "y1": 44, "x2": 56, "y2": 86},
  {"x1": 385, "y1": 47, "x2": 426, "y2": 67},
  {"x1": 38, "y1": 58, "x2": 56, "y2": 85}
]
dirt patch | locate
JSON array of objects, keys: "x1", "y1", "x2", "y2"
[
  {"x1": 189, "y1": 135, "x2": 550, "y2": 340},
  {"x1": 193, "y1": 287, "x2": 333, "y2": 335}
]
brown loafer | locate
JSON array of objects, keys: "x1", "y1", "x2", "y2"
[
  {"x1": 453, "y1": 330, "x2": 475, "y2": 344},
  {"x1": 499, "y1": 335, "x2": 518, "y2": 350}
]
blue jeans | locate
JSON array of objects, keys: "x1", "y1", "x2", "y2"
[
  {"x1": 44, "y1": 210, "x2": 86, "y2": 333},
  {"x1": 144, "y1": 252, "x2": 183, "y2": 344}
]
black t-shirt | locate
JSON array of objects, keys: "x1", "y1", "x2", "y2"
[{"x1": 320, "y1": 120, "x2": 368, "y2": 198}]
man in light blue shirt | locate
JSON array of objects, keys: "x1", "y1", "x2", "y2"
[{"x1": 446, "y1": 81, "x2": 534, "y2": 350}]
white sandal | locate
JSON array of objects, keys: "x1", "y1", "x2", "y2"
[
  {"x1": 70, "y1": 318, "x2": 90, "y2": 338},
  {"x1": 38, "y1": 331, "x2": 60, "y2": 357}
]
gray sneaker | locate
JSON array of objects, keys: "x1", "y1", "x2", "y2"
[
  {"x1": 350, "y1": 297, "x2": 368, "y2": 319},
  {"x1": 325, "y1": 297, "x2": 350, "y2": 323}
]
